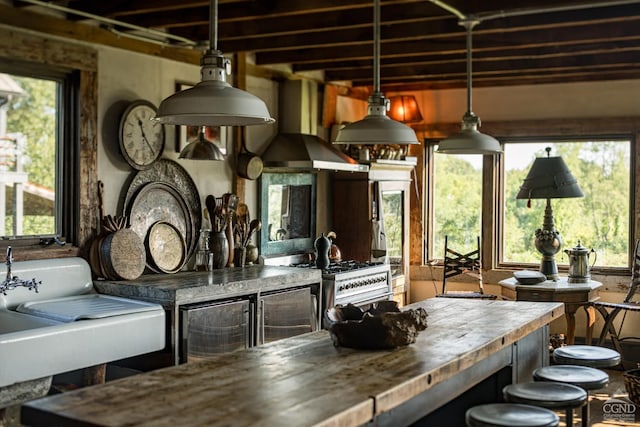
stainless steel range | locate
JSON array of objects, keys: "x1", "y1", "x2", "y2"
[{"x1": 263, "y1": 255, "x2": 393, "y2": 327}]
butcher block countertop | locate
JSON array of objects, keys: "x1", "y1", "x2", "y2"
[
  {"x1": 93, "y1": 265, "x2": 322, "y2": 306},
  {"x1": 21, "y1": 298, "x2": 563, "y2": 427}
]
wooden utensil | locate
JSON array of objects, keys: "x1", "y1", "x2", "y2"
[
  {"x1": 205, "y1": 195, "x2": 217, "y2": 230},
  {"x1": 244, "y1": 219, "x2": 262, "y2": 247}
]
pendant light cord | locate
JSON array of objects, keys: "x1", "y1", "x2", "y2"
[
  {"x1": 210, "y1": 0, "x2": 218, "y2": 52},
  {"x1": 373, "y1": 0, "x2": 381, "y2": 94},
  {"x1": 462, "y1": 20, "x2": 478, "y2": 116}
]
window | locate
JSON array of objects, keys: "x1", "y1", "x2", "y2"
[
  {"x1": 430, "y1": 145, "x2": 483, "y2": 259},
  {"x1": 425, "y1": 133, "x2": 634, "y2": 271},
  {"x1": 0, "y1": 29, "x2": 97, "y2": 258},
  {"x1": 0, "y1": 66, "x2": 78, "y2": 244},
  {"x1": 502, "y1": 140, "x2": 631, "y2": 269}
]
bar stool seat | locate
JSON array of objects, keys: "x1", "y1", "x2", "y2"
[
  {"x1": 503, "y1": 382, "x2": 587, "y2": 427},
  {"x1": 465, "y1": 403, "x2": 559, "y2": 427},
  {"x1": 533, "y1": 365, "x2": 609, "y2": 427},
  {"x1": 553, "y1": 345, "x2": 621, "y2": 368}
]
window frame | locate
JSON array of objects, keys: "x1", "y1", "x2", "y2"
[
  {"x1": 417, "y1": 118, "x2": 640, "y2": 276},
  {"x1": 0, "y1": 28, "x2": 97, "y2": 260},
  {"x1": 497, "y1": 136, "x2": 634, "y2": 275}
]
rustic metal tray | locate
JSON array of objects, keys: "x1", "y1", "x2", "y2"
[
  {"x1": 124, "y1": 159, "x2": 201, "y2": 262},
  {"x1": 126, "y1": 182, "x2": 194, "y2": 273}
]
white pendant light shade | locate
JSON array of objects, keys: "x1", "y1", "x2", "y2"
[
  {"x1": 437, "y1": 112, "x2": 501, "y2": 154},
  {"x1": 437, "y1": 19, "x2": 501, "y2": 155},
  {"x1": 334, "y1": 94, "x2": 419, "y2": 145},
  {"x1": 156, "y1": 79, "x2": 275, "y2": 127},
  {"x1": 333, "y1": 0, "x2": 418, "y2": 146},
  {"x1": 154, "y1": 0, "x2": 275, "y2": 127}
]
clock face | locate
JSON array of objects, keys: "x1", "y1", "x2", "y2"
[{"x1": 119, "y1": 100, "x2": 165, "y2": 170}]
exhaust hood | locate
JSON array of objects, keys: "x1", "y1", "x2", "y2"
[
  {"x1": 261, "y1": 80, "x2": 368, "y2": 173},
  {"x1": 262, "y1": 133, "x2": 368, "y2": 172}
]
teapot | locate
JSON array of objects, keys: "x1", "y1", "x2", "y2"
[{"x1": 564, "y1": 241, "x2": 596, "y2": 283}]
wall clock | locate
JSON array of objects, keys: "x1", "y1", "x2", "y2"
[{"x1": 119, "y1": 100, "x2": 165, "y2": 170}]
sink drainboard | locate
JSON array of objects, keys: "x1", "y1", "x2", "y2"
[{"x1": 16, "y1": 294, "x2": 161, "y2": 322}]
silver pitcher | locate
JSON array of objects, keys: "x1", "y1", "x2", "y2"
[{"x1": 564, "y1": 241, "x2": 596, "y2": 283}]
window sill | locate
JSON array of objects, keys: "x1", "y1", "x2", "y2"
[{"x1": 0, "y1": 243, "x2": 80, "y2": 262}]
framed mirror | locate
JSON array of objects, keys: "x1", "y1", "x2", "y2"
[{"x1": 259, "y1": 172, "x2": 316, "y2": 256}]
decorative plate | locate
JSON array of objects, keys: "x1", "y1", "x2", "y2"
[
  {"x1": 147, "y1": 221, "x2": 186, "y2": 273},
  {"x1": 125, "y1": 182, "x2": 193, "y2": 273},
  {"x1": 124, "y1": 159, "x2": 201, "y2": 262}
]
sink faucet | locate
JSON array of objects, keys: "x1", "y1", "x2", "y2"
[{"x1": 0, "y1": 246, "x2": 41, "y2": 295}]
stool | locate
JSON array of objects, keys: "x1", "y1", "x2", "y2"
[
  {"x1": 553, "y1": 345, "x2": 621, "y2": 368},
  {"x1": 465, "y1": 403, "x2": 559, "y2": 427},
  {"x1": 503, "y1": 382, "x2": 587, "y2": 427},
  {"x1": 533, "y1": 365, "x2": 609, "y2": 427}
]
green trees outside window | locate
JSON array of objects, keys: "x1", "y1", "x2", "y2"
[
  {"x1": 431, "y1": 140, "x2": 630, "y2": 268},
  {"x1": 1, "y1": 73, "x2": 57, "y2": 237}
]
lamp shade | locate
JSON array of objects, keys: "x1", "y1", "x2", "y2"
[
  {"x1": 179, "y1": 126, "x2": 225, "y2": 160},
  {"x1": 333, "y1": 93, "x2": 419, "y2": 145},
  {"x1": 155, "y1": 78, "x2": 275, "y2": 127},
  {"x1": 388, "y1": 95, "x2": 423, "y2": 123},
  {"x1": 437, "y1": 112, "x2": 502, "y2": 154},
  {"x1": 516, "y1": 149, "x2": 584, "y2": 199}
]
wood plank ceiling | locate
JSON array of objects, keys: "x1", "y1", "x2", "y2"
[{"x1": 11, "y1": 0, "x2": 640, "y2": 92}]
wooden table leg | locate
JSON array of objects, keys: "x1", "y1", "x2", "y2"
[
  {"x1": 584, "y1": 304, "x2": 596, "y2": 345},
  {"x1": 563, "y1": 303, "x2": 580, "y2": 345}
]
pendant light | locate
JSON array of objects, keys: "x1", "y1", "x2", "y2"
[
  {"x1": 154, "y1": 0, "x2": 275, "y2": 128},
  {"x1": 333, "y1": 0, "x2": 419, "y2": 146},
  {"x1": 179, "y1": 126, "x2": 225, "y2": 160},
  {"x1": 437, "y1": 19, "x2": 502, "y2": 154}
]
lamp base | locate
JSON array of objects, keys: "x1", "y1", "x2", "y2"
[{"x1": 539, "y1": 256, "x2": 558, "y2": 281}]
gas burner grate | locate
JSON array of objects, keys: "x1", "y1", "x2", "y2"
[{"x1": 292, "y1": 260, "x2": 383, "y2": 273}]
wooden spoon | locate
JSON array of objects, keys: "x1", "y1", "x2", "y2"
[{"x1": 244, "y1": 219, "x2": 262, "y2": 247}]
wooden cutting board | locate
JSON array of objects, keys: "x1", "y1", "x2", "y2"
[{"x1": 100, "y1": 229, "x2": 145, "y2": 280}]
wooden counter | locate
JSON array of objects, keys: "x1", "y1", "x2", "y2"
[{"x1": 21, "y1": 298, "x2": 563, "y2": 427}]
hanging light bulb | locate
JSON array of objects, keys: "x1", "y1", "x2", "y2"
[
  {"x1": 437, "y1": 19, "x2": 501, "y2": 154},
  {"x1": 333, "y1": 0, "x2": 419, "y2": 146},
  {"x1": 154, "y1": 0, "x2": 275, "y2": 127}
]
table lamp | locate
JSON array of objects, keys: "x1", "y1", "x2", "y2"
[{"x1": 516, "y1": 147, "x2": 583, "y2": 280}]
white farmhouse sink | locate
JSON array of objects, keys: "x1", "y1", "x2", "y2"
[{"x1": 0, "y1": 257, "x2": 165, "y2": 393}]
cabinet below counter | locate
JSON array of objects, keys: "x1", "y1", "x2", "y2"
[{"x1": 94, "y1": 265, "x2": 322, "y2": 365}]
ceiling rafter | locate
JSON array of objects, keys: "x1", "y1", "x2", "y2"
[{"x1": 9, "y1": 0, "x2": 640, "y2": 91}]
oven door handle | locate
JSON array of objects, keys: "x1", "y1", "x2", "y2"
[{"x1": 351, "y1": 291, "x2": 394, "y2": 306}]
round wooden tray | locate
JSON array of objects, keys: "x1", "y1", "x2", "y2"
[{"x1": 146, "y1": 221, "x2": 186, "y2": 273}]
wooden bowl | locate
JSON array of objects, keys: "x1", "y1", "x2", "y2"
[{"x1": 325, "y1": 301, "x2": 428, "y2": 350}]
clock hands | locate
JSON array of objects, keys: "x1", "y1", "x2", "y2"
[{"x1": 137, "y1": 119, "x2": 156, "y2": 155}]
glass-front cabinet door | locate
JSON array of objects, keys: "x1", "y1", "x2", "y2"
[{"x1": 379, "y1": 180, "x2": 410, "y2": 279}]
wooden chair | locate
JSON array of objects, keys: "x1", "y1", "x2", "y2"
[
  {"x1": 436, "y1": 236, "x2": 497, "y2": 300},
  {"x1": 591, "y1": 238, "x2": 640, "y2": 369}
]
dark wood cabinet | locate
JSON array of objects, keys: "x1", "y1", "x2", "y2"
[{"x1": 332, "y1": 161, "x2": 412, "y2": 305}]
